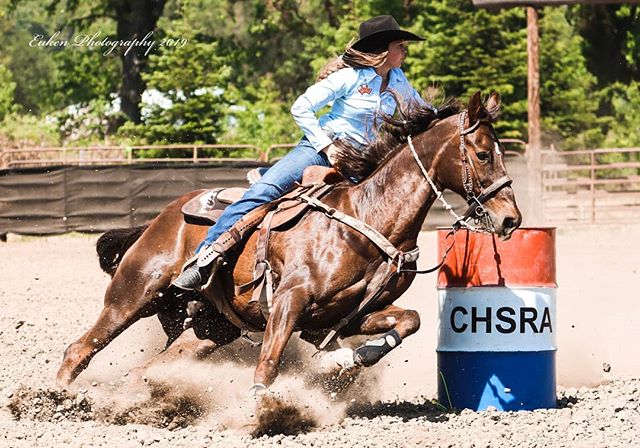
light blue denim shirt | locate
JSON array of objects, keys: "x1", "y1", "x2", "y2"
[{"x1": 290, "y1": 66, "x2": 430, "y2": 151}]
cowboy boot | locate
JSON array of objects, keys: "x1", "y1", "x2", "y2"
[{"x1": 172, "y1": 243, "x2": 225, "y2": 291}]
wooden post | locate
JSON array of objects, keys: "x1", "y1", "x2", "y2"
[
  {"x1": 527, "y1": 6, "x2": 542, "y2": 224},
  {"x1": 590, "y1": 151, "x2": 596, "y2": 224}
]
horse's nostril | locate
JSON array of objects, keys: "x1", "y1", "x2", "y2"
[{"x1": 503, "y1": 217, "x2": 517, "y2": 230}]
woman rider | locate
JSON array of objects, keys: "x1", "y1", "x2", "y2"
[{"x1": 173, "y1": 15, "x2": 432, "y2": 290}]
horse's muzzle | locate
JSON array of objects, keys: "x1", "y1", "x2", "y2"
[{"x1": 496, "y1": 213, "x2": 522, "y2": 240}]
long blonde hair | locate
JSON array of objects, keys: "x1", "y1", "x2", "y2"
[{"x1": 316, "y1": 45, "x2": 388, "y2": 82}]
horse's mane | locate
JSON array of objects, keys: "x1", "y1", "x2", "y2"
[{"x1": 332, "y1": 95, "x2": 462, "y2": 183}]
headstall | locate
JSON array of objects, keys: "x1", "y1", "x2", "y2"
[{"x1": 407, "y1": 109, "x2": 513, "y2": 233}]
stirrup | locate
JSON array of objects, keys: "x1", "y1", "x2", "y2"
[
  {"x1": 197, "y1": 244, "x2": 225, "y2": 290},
  {"x1": 172, "y1": 245, "x2": 224, "y2": 291},
  {"x1": 200, "y1": 255, "x2": 224, "y2": 291}
]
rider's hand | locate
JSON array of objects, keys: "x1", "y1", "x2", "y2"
[{"x1": 322, "y1": 143, "x2": 339, "y2": 165}]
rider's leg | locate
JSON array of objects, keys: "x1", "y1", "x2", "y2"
[
  {"x1": 247, "y1": 167, "x2": 270, "y2": 185},
  {"x1": 172, "y1": 137, "x2": 330, "y2": 290}
]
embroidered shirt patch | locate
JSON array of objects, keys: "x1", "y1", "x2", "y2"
[{"x1": 358, "y1": 84, "x2": 372, "y2": 95}]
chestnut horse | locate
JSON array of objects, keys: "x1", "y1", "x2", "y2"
[{"x1": 57, "y1": 92, "x2": 521, "y2": 391}]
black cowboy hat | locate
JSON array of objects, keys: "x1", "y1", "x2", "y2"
[{"x1": 351, "y1": 15, "x2": 424, "y2": 53}]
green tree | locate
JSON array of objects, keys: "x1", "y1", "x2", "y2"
[
  {"x1": 8, "y1": 0, "x2": 168, "y2": 122},
  {"x1": 0, "y1": 65, "x2": 16, "y2": 120},
  {"x1": 119, "y1": 19, "x2": 232, "y2": 147},
  {"x1": 221, "y1": 75, "x2": 300, "y2": 152},
  {"x1": 0, "y1": 0, "x2": 120, "y2": 115},
  {"x1": 1, "y1": 0, "x2": 636, "y2": 153},
  {"x1": 602, "y1": 82, "x2": 640, "y2": 148},
  {"x1": 0, "y1": 0, "x2": 64, "y2": 114},
  {"x1": 539, "y1": 7, "x2": 600, "y2": 149},
  {"x1": 407, "y1": 0, "x2": 528, "y2": 139},
  {"x1": 569, "y1": 4, "x2": 639, "y2": 87},
  {"x1": 52, "y1": 41, "x2": 120, "y2": 106}
]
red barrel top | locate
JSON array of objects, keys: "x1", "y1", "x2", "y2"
[{"x1": 437, "y1": 227, "x2": 556, "y2": 288}]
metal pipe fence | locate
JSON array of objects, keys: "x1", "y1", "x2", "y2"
[
  {"x1": 0, "y1": 138, "x2": 530, "y2": 169},
  {"x1": 0, "y1": 144, "x2": 267, "y2": 168},
  {"x1": 541, "y1": 147, "x2": 640, "y2": 225}
]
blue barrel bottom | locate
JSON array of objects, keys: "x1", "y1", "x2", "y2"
[{"x1": 437, "y1": 350, "x2": 556, "y2": 411}]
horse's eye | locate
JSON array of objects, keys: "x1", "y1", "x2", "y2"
[{"x1": 477, "y1": 151, "x2": 490, "y2": 162}]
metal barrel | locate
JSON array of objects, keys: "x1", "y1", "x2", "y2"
[{"x1": 436, "y1": 227, "x2": 557, "y2": 411}]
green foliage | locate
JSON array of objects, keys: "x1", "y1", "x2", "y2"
[
  {"x1": 0, "y1": 0, "x2": 638, "y2": 155},
  {"x1": 0, "y1": 65, "x2": 17, "y2": 120},
  {"x1": 1, "y1": 0, "x2": 67, "y2": 114},
  {"x1": 118, "y1": 19, "x2": 232, "y2": 149},
  {"x1": 52, "y1": 38, "x2": 120, "y2": 105},
  {"x1": 0, "y1": 111, "x2": 60, "y2": 147},
  {"x1": 406, "y1": 0, "x2": 528, "y2": 139},
  {"x1": 54, "y1": 97, "x2": 125, "y2": 145},
  {"x1": 568, "y1": 4, "x2": 639, "y2": 86},
  {"x1": 221, "y1": 75, "x2": 300, "y2": 150},
  {"x1": 618, "y1": 5, "x2": 640, "y2": 77},
  {"x1": 119, "y1": 14, "x2": 231, "y2": 157},
  {"x1": 602, "y1": 82, "x2": 640, "y2": 149},
  {"x1": 539, "y1": 7, "x2": 599, "y2": 149}
]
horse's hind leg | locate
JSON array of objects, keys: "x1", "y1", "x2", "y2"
[
  {"x1": 157, "y1": 302, "x2": 189, "y2": 349},
  {"x1": 324, "y1": 305, "x2": 421, "y2": 370},
  {"x1": 127, "y1": 306, "x2": 241, "y2": 381},
  {"x1": 56, "y1": 266, "x2": 173, "y2": 387}
]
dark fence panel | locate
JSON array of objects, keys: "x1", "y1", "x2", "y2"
[
  {"x1": 0, "y1": 169, "x2": 67, "y2": 234},
  {"x1": 0, "y1": 163, "x2": 267, "y2": 235}
]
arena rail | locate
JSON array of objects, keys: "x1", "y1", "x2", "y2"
[
  {"x1": 541, "y1": 147, "x2": 640, "y2": 225},
  {"x1": 265, "y1": 143, "x2": 297, "y2": 162},
  {"x1": 0, "y1": 144, "x2": 266, "y2": 168},
  {"x1": 0, "y1": 138, "x2": 530, "y2": 170}
]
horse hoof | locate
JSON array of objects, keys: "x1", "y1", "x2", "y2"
[
  {"x1": 186, "y1": 300, "x2": 205, "y2": 317},
  {"x1": 249, "y1": 383, "x2": 268, "y2": 398},
  {"x1": 55, "y1": 375, "x2": 72, "y2": 389},
  {"x1": 55, "y1": 366, "x2": 75, "y2": 388},
  {"x1": 320, "y1": 347, "x2": 356, "y2": 374}
]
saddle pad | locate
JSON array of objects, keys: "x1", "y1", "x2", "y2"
[{"x1": 182, "y1": 187, "x2": 247, "y2": 225}]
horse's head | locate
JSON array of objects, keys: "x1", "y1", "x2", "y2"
[{"x1": 433, "y1": 91, "x2": 521, "y2": 239}]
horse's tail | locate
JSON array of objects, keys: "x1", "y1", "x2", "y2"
[{"x1": 96, "y1": 225, "x2": 150, "y2": 277}]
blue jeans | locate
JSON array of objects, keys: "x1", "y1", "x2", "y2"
[{"x1": 197, "y1": 137, "x2": 331, "y2": 252}]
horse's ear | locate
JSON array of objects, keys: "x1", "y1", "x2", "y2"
[
  {"x1": 485, "y1": 92, "x2": 501, "y2": 122},
  {"x1": 467, "y1": 91, "x2": 482, "y2": 124}
]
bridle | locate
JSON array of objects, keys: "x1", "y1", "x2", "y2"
[{"x1": 407, "y1": 109, "x2": 513, "y2": 233}]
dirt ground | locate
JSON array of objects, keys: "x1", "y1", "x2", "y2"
[{"x1": 1, "y1": 225, "x2": 639, "y2": 447}]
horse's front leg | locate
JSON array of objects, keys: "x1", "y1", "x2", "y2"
[
  {"x1": 338, "y1": 304, "x2": 421, "y2": 368},
  {"x1": 252, "y1": 284, "x2": 310, "y2": 392}
]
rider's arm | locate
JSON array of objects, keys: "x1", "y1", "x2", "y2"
[{"x1": 290, "y1": 67, "x2": 359, "y2": 152}]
